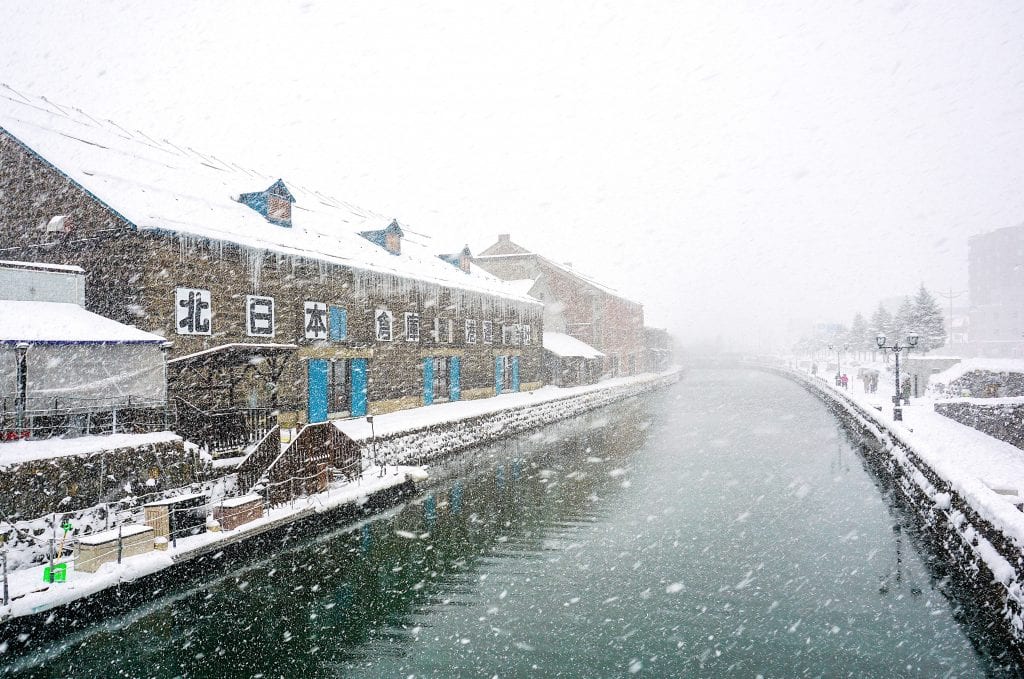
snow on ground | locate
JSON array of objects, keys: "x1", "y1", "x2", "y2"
[
  {"x1": 800, "y1": 360, "x2": 1024, "y2": 546},
  {"x1": 0, "y1": 431, "x2": 181, "y2": 468},
  {"x1": 0, "y1": 464, "x2": 423, "y2": 621},
  {"x1": 334, "y1": 371, "x2": 671, "y2": 442}
]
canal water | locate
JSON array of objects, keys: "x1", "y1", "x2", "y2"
[{"x1": 1, "y1": 369, "x2": 1010, "y2": 677}]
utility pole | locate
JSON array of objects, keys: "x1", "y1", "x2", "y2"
[{"x1": 936, "y1": 288, "x2": 967, "y2": 348}]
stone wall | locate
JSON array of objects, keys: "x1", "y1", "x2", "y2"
[
  {"x1": 934, "y1": 400, "x2": 1024, "y2": 450},
  {"x1": 774, "y1": 368, "x2": 1024, "y2": 663},
  {"x1": 365, "y1": 372, "x2": 680, "y2": 466},
  {"x1": 942, "y1": 370, "x2": 1024, "y2": 398},
  {"x1": 0, "y1": 437, "x2": 209, "y2": 519}
]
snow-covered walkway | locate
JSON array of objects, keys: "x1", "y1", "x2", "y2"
[{"x1": 799, "y1": 361, "x2": 1024, "y2": 547}]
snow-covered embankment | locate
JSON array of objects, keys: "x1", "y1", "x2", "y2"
[{"x1": 774, "y1": 367, "x2": 1024, "y2": 658}]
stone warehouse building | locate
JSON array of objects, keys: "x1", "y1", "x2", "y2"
[
  {"x1": 474, "y1": 234, "x2": 646, "y2": 378},
  {"x1": 0, "y1": 88, "x2": 543, "y2": 444}
]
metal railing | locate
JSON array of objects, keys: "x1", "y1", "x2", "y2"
[
  {"x1": 0, "y1": 453, "x2": 375, "y2": 602},
  {"x1": 173, "y1": 398, "x2": 279, "y2": 454},
  {"x1": 258, "y1": 422, "x2": 362, "y2": 506},
  {"x1": 236, "y1": 425, "x2": 282, "y2": 493},
  {"x1": 0, "y1": 395, "x2": 169, "y2": 441}
]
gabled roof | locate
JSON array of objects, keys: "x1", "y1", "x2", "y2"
[{"x1": 0, "y1": 87, "x2": 538, "y2": 306}]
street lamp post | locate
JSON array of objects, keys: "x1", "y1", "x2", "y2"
[
  {"x1": 14, "y1": 342, "x2": 30, "y2": 435},
  {"x1": 827, "y1": 343, "x2": 849, "y2": 387},
  {"x1": 875, "y1": 332, "x2": 919, "y2": 421}
]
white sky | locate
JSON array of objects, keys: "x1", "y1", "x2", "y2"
[{"x1": 3, "y1": 1, "x2": 1023, "y2": 350}]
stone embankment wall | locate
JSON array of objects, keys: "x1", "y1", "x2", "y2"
[
  {"x1": 363, "y1": 373, "x2": 679, "y2": 467},
  {"x1": 773, "y1": 368, "x2": 1024, "y2": 663},
  {"x1": 0, "y1": 437, "x2": 210, "y2": 520},
  {"x1": 935, "y1": 399, "x2": 1024, "y2": 451}
]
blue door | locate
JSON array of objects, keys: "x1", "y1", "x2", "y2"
[
  {"x1": 511, "y1": 356, "x2": 520, "y2": 392},
  {"x1": 423, "y1": 357, "x2": 434, "y2": 405},
  {"x1": 449, "y1": 356, "x2": 461, "y2": 401},
  {"x1": 351, "y1": 358, "x2": 368, "y2": 417},
  {"x1": 307, "y1": 359, "x2": 328, "y2": 423},
  {"x1": 495, "y1": 356, "x2": 504, "y2": 395}
]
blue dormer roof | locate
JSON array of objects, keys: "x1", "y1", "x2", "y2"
[
  {"x1": 359, "y1": 219, "x2": 404, "y2": 253},
  {"x1": 239, "y1": 179, "x2": 295, "y2": 227},
  {"x1": 438, "y1": 245, "x2": 472, "y2": 272}
]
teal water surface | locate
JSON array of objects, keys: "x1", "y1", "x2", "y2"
[{"x1": 2, "y1": 370, "x2": 1003, "y2": 677}]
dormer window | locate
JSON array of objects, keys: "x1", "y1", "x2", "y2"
[
  {"x1": 238, "y1": 179, "x2": 295, "y2": 228},
  {"x1": 439, "y1": 245, "x2": 472, "y2": 273},
  {"x1": 360, "y1": 219, "x2": 404, "y2": 255}
]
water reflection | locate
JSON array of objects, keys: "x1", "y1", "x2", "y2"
[{"x1": 2, "y1": 372, "x2": 1005, "y2": 677}]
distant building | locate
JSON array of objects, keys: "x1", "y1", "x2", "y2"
[
  {"x1": 968, "y1": 224, "x2": 1024, "y2": 357},
  {"x1": 474, "y1": 234, "x2": 646, "y2": 378},
  {"x1": 644, "y1": 327, "x2": 674, "y2": 373}
]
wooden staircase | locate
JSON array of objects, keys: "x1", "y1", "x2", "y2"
[{"x1": 235, "y1": 421, "x2": 362, "y2": 503}]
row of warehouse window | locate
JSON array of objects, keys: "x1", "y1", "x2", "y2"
[{"x1": 174, "y1": 287, "x2": 532, "y2": 345}]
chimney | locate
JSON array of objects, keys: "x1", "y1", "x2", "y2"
[
  {"x1": 563, "y1": 261, "x2": 573, "y2": 269},
  {"x1": 459, "y1": 245, "x2": 472, "y2": 273},
  {"x1": 498, "y1": 234, "x2": 510, "y2": 243}
]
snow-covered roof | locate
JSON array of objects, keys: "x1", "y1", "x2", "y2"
[
  {"x1": 0, "y1": 260, "x2": 84, "y2": 274},
  {"x1": 931, "y1": 358, "x2": 1024, "y2": 385},
  {"x1": 0, "y1": 87, "x2": 538, "y2": 307},
  {"x1": 505, "y1": 278, "x2": 539, "y2": 297},
  {"x1": 0, "y1": 300, "x2": 167, "y2": 344},
  {"x1": 542, "y1": 331, "x2": 604, "y2": 358},
  {"x1": 475, "y1": 249, "x2": 637, "y2": 304}
]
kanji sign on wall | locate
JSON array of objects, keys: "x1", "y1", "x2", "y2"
[
  {"x1": 304, "y1": 301, "x2": 328, "y2": 340},
  {"x1": 247, "y1": 295, "x2": 275, "y2": 337},
  {"x1": 375, "y1": 309, "x2": 393, "y2": 341},
  {"x1": 175, "y1": 287, "x2": 212, "y2": 336},
  {"x1": 404, "y1": 312, "x2": 420, "y2": 342}
]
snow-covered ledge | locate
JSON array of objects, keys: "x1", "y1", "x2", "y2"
[{"x1": 767, "y1": 366, "x2": 1024, "y2": 661}]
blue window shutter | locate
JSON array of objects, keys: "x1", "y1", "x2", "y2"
[
  {"x1": 330, "y1": 306, "x2": 347, "y2": 340},
  {"x1": 449, "y1": 356, "x2": 461, "y2": 401},
  {"x1": 423, "y1": 357, "x2": 434, "y2": 405}
]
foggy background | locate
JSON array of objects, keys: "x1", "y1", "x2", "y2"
[{"x1": 2, "y1": 0, "x2": 1023, "y2": 351}]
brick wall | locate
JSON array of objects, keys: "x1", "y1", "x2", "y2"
[{"x1": 0, "y1": 130, "x2": 545, "y2": 418}]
